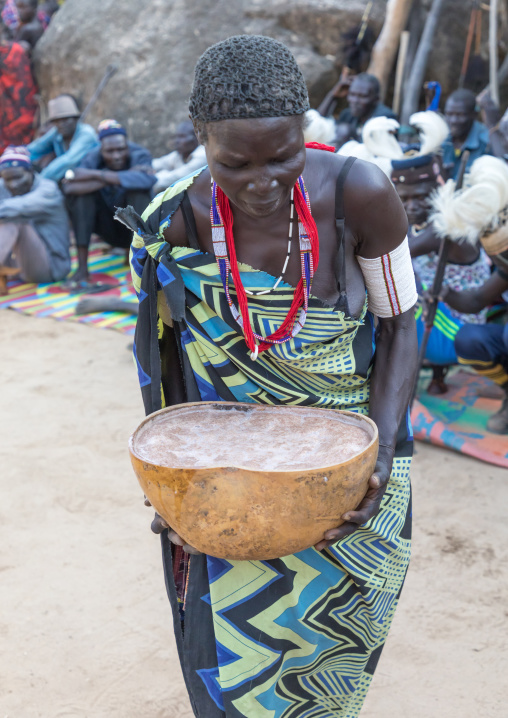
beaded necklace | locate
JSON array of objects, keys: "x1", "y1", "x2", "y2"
[
  {"x1": 210, "y1": 176, "x2": 319, "y2": 360},
  {"x1": 244, "y1": 186, "x2": 294, "y2": 297}
]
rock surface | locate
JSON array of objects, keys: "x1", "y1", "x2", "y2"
[
  {"x1": 34, "y1": 0, "x2": 495, "y2": 156},
  {"x1": 34, "y1": 0, "x2": 385, "y2": 155}
]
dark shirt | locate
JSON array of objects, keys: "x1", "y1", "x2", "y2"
[
  {"x1": 441, "y1": 121, "x2": 490, "y2": 180},
  {"x1": 78, "y1": 141, "x2": 156, "y2": 209},
  {"x1": 337, "y1": 103, "x2": 398, "y2": 141},
  {"x1": 14, "y1": 19, "x2": 44, "y2": 49},
  {"x1": 0, "y1": 174, "x2": 70, "y2": 280}
]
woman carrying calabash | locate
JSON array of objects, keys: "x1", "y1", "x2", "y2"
[{"x1": 125, "y1": 35, "x2": 418, "y2": 718}]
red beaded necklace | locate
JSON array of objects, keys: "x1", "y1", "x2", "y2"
[
  {"x1": 210, "y1": 143, "x2": 335, "y2": 360},
  {"x1": 211, "y1": 178, "x2": 319, "y2": 359}
]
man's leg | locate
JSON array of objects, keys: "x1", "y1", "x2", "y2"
[
  {"x1": 455, "y1": 323, "x2": 508, "y2": 433},
  {"x1": 0, "y1": 222, "x2": 52, "y2": 283},
  {"x1": 65, "y1": 193, "x2": 99, "y2": 281},
  {"x1": 95, "y1": 191, "x2": 152, "y2": 258},
  {"x1": 415, "y1": 299, "x2": 461, "y2": 394},
  {"x1": 126, "y1": 190, "x2": 152, "y2": 217}
]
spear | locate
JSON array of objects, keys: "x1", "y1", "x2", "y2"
[
  {"x1": 80, "y1": 64, "x2": 118, "y2": 123},
  {"x1": 411, "y1": 149, "x2": 471, "y2": 406}
]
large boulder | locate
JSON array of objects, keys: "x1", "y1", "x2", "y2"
[
  {"x1": 34, "y1": 0, "x2": 386, "y2": 155},
  {"x1": 35, "y1": 0, "x2": 498, "y2": 156}
]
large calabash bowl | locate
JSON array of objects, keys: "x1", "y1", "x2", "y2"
[{"x1": 129, "y1": 402, "x2": 379, "y2": 561}]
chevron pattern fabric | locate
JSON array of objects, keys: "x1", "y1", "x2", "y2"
[
  {"x1": 201, "y1": 461, "x2": 411, "y2": 717},
  {"x1": 130, "y1": 170, "x2": 413, "y2": 717}
]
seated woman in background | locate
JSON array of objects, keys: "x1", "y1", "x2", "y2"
[{"x1": 391, "y1": 152, "x2": 490, "y2": 393}]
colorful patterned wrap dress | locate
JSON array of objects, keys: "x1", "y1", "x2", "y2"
[{"x1": 129, "y1": 169, "x2": 413, "y2": 718}]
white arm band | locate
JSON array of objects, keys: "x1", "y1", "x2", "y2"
[{"x1": 357, "y1": 237, "x2": 418, "y2": 318}]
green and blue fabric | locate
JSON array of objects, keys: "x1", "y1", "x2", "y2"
[{"x1": 130, "y1": 169, "x2": 413, "y2": 718}]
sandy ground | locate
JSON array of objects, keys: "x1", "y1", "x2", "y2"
[{"x1": 1, "y1": 309, "x2": 507, "y2": 718}]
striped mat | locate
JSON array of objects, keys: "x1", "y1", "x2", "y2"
[
  {"x1": 412, "y1": 369, "x2": 508, "y2": 468},
  {"x1": 0, "y1": 247, "x2": 137, "y2": 335}
]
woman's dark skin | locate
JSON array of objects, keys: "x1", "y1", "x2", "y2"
[{"x1": 149, "y1": 115, "x2": 418, "y2": 552}]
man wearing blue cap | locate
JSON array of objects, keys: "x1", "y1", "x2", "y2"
[
  {"x1": 0, "y1": 145, "x2": 70, "y2": 290},
  {"x1": 62, "y1": 119, "x2": 155, "y2": 287}
]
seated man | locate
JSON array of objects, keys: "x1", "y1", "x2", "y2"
[
  {"x1": 27, "y1": 95, "x2": 98, "y2": 182},
  {"x1": 442, "y1": 88, "x2": 490, "y2": 179},
  {"x1": 391, "y1": 152, "x2": 490, "y2": 391},
  {"x1": 152, "y1": 121, "x2": 206, "y2": 193},
  {"x1": 318, "y1": 73, "x2": 397, "y2": 144},
  {"x1": 443, "y1": 269, "x2": 508, "y2": 434},
  {"x1": 0, "y1": 145, "x2": 70, "y2": 287},
  {"x1": 13, "y1": 0, "x2": 43, "y2": 50},
  {"x1": 62, "y1": 119, "x2": 156, "y2": 285}
]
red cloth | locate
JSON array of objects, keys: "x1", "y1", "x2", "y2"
[
  {"x1": 0, "y1": 42, "x2": 38, "y2": 153},
  {"x1": 305, "y1": 141, "x2": 336, "y2": 153}
]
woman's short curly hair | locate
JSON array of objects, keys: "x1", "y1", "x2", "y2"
[{"x1": 189, "y1": 35, "x2": 310, "y2": 125}]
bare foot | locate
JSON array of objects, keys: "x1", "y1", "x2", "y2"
[
  {"x1": 427, "y1": 366, "x2": 449, "y2": 395},
  {"x1": 75, "y1": 297, "x2": 138, "y2": 316},
  {"x1": 0, "y1": 265, "x2": 20, "y2": 295},
  {"x1": 65, "y1": 267, "x2": 89, "y2": 284}
]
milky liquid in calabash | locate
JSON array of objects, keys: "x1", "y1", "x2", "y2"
[{"x1": 134, "y1": 406, "x2": 371, "y2": 471}]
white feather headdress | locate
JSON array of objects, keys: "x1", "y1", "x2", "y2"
[
  {"x1": 338, "y1": 111, "x2": 449, "y2": 178},
  {"x1": 429, "y1": 156, "x2": 508, "y2": 245},
  {"x1": 303, "y1": 109, "x2": 336, "y2": 145},
  {"x1": 408, "y1": 111, "x2": 449, "y2": 156}
]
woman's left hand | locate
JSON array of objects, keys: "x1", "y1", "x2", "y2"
[{"x1": 314, "y1": 450, "x2": 393, "y2": 551}]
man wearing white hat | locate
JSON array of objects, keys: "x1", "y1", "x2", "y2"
[{"x1": 27, "y1": 95, "x2": 98, "y2": 182}]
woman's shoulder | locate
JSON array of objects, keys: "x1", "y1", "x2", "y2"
[
  {"x1": 305, "y1": 148, "x2": 407, "y2": 255},
  {"x1": 142, "y1": 165, "x2": 210, "y2": 248},
  {"x1": 305, "y1": 148, "x2": 392, "y2": 194},
  {"x1": 304, "y1": 149, "x2": 394, "y2": 222}
]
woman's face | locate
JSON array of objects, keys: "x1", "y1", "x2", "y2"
[{"x1": 201, "y1": 115, "x2": 306, "y2": 219}]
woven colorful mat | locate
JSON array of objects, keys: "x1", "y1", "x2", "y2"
[
  {"x1": 0, "y1": 248, "x2": 137, "y2": 335},
  {"x1": 412, "y1": 370, "x2": 508, "y2": 468}
]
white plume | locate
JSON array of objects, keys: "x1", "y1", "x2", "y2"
[
  {"x1": 362, "y1": 116, "x2": 403, "y2": 159},
  {"x1": 337, "y1": 139, "x2": 394, "y2": 177},
  {"x1": 409, "y1": 111, "x2": 449, "y2": 156},
  {"x1": 429, "y1": 156, "x2": 508, "y2": 244},
  {"x1": 337, "y1": 116, "x2": 402, "y2": 178},
  {"x1": 303, "y1": 109, "x2": 336, "y2": 145}
]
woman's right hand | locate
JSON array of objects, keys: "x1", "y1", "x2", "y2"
[{"x1": 144, "y1": 498, "x2": 201, "y2": 554}]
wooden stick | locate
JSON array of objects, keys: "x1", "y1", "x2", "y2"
[
  {"x1": 489, "y1": 0, "x2": 500, "y2": 105},
  {"x1": 393, "y1": 31, "x2": 410, "y2": 115},
  {"x1": 401, "y1": 0, "x2": 446, "y2": 123},
  {"x1": 459, "y1": 6, "x2": 478, "y2": 87},
  {"x1": 367, "y1": 0, "x2": 414, "y2": 101},
  {"x1": 411, "y1": 150, "x2": 471, "y2": 407},
  {"x1": 80, "y1": 64, "x2": 118, "y2": 123},
  {"x1": 475, "y1": 4, "x2": 483, "y2": 55}
]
